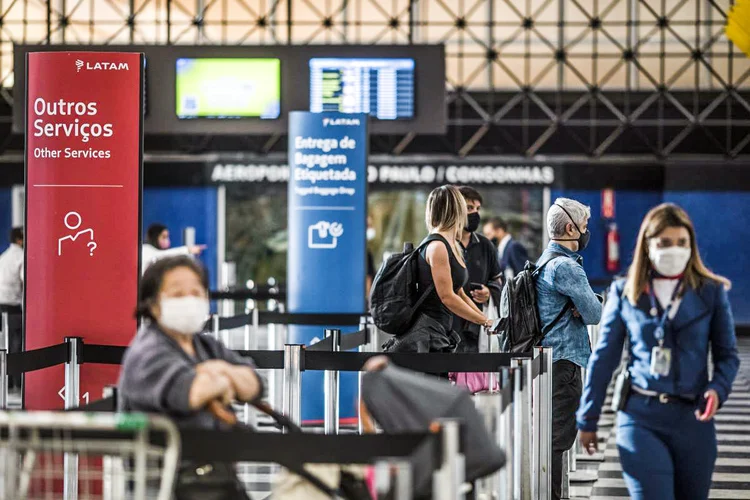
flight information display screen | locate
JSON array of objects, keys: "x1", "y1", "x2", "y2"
[{"x1": 309, "y1": 58, "x2": 415, "y2": 120}]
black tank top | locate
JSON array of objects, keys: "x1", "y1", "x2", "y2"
[{"x1": 416, "y1": 234, "x2": 469, "y2": 332}]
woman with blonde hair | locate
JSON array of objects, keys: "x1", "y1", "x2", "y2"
[
  {"x1": 384, "y1": 185, "x2": 493, "y2": 353},
  {"x1": 577, "y1": 203, "x2": 739, "y2": 500}
]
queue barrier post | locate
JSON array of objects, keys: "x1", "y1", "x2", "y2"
[
  {"x1": 283, "y1": 344, "x2": 303, "y2": 428},
  {"x1": 0, "y1": 349, "x2": 7, "y2": 410},
  {"x1": 373, "y1": 459, "x2": 412, "y2": 500},
  {"x1": 474, "y1": 392, "x2": 502, "y2": 499},
  {"x1": 102, "y1": 386, "x2": 126, "y2": 500},
  {"x1": 533, "y1": 346, "x2": 553, "y2": 500},
  {"x1": 243, "y1": 306, "x2": 260, "y2": 429},
  {"x1": 512, "y1": 357, "x2": 532, "y2": 500},
  {"x1": 211, "y1": 315, "x2": 220, "y2": 342},
  {"x1": 432, "y1": 419, "x2": 465, "y2": 500},
  {"x1": 64, "y1": 336, "x2": 82, "y2": 500},
  {"x1": 500, "y1": 367, "x2": 515, "y2": 500},
  {"x1": 358, "y1": 316, "x2": 377, "y2": 434},
  {"x1": 0, "y1": 312, "x2": 8, "y2": 352},
  {"x1": 324, "y1": 329, "x2": 341, "y2": 435}
]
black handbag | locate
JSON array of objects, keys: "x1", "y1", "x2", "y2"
[
  {"x1": 611, "y1": 366, "x2": 632, "y2": 412},
  {"x1": 175, "y1": 461, "x2": 250, "y2": 500}
]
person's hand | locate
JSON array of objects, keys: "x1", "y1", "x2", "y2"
[
  {"x1": 215, "y1": 374, "x2": 236, "y2": 406},
  {"x1": 471, "y1": 285, "x2": 491, "y2": 304},
  {"x1": 189, "y1": 244, "x2": 207, "y2": 255},
  {"x1": 580, "y1": 431, "x2": 599, "y2": 455},
  {"x1": 695, "y1": 389, "x2": 720, "y2": 422},
  {"x1": 196, "y1": 359, "x2": 232, "y2": 378},
  {"x1": 572, "y1": 308, "x2": 581, "y2": 318}
]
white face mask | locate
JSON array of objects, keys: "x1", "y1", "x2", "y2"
[
  {"x1": 366, "y1": 227, "x2": 376, "y2": 241},
  {"x1": 649, "y1": 245, "x2": 691, "y2": 277},
  {"x1": 158, "y1": 296, "x2": 209, "y2": 335}
]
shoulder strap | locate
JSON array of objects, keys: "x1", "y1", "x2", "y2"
[
  {"x1": 535, "y1": 251, "x2": 575, "y2": 337},
  {"x1": 408, "y1": 234, "x2": 448, "y2": 311}
]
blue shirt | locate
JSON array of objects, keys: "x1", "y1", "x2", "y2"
[
  {"x1": 577, "y1": 279, "x2": 740, "y2": 432},
  {"x1": 536, "y1": 242, "x2": 603, "y2": 368}
]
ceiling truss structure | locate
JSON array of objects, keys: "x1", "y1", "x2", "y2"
[{"x1": 0, "y1": 0, "x2": 748, "y2": 158}]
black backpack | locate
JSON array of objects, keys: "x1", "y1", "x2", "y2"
[
  {"x1": 369, "y1": 235, "x2": 444, "y2": 336},
  {"x1": 496, "y1": 253, "x2": 572, "y2": 353}
]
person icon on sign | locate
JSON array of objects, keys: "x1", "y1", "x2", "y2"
[{"x1": 58, "y1": 212, "x2": 97, "y2": 257}]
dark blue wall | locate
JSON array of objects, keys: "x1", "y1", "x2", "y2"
[
  {"x1": 550, "y1": 189, "x2": 750, "y2": 324},
  {"x1": 142, "y1": 187, "x2": 219, "y2": 290},
  {"x1": 0, "y1": 188, "x2": 11, "y2": 248},
  {"x1": 664, "y1": 192, "x2": 750, "y2": 325}
]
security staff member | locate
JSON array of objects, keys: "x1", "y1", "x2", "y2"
[
  {"x1": 454, "y1": 186, "x2": 502, "y2": 353},
  {"x1": 0, "y1": 227, "x2": 24, "y2": 390},
  {"x1": 577, "y1": 204, "x2": 739, "y2": 500}
]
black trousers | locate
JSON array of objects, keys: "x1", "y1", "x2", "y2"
[
  {"x1": 552, "y1": 360, "x2": 582, "y2": 500},
  {"x1": 0, "y1": 304, "x2": 22, "y2": 390}
]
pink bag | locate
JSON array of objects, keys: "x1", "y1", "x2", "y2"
[{"x1": 449, "y1": 372, "x2": 499, "y2": 394}]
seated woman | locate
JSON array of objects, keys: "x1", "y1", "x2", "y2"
[{"x1": 118, "y1": 255, "x2": 263, "y2": 428}]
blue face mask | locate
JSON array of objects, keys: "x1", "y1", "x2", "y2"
[{"x1": 553, "y1": 204, "x2": 590, "y2": 251}]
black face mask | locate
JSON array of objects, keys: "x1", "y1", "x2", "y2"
[
  {"x1": 465, "y1": 212, "x2": 481, "y2": 233},
  {"x1": 553, "y1": 204, "x2": 590, "y2": 251}
]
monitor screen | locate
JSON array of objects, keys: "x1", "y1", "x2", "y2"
[
  {"x1": 309, "y1": 58, "x2": 415, "y2": 120},
  {"x1": 175, "y1": 58, "x2": 281, "y2": 119}
]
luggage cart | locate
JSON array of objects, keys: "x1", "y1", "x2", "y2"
[{"x1": 0, "y1": 411, "x2": 180, "y2": 500}]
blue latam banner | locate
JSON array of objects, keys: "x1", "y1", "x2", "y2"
[{"x1": 287, "y1": 112, "x2": 368, "y2": 422}]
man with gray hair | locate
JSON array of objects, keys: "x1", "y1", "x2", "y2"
[{"x1": 537, "y1": 198, "x2": 603, "y2": 499}]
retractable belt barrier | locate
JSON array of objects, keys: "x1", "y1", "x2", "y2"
[{"x1": 1, "y1": 336, "x2": 554, "y2": 500}]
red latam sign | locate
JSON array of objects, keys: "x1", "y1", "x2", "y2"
[{"x1": 24, "y1": 52, "x2": 143, "y2": 410}]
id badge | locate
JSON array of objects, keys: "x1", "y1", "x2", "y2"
[{"x1": 650, "y1": 346, "x2": 672, "y2": 377}]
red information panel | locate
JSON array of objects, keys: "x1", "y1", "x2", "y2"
[{"x1": 24, "y1": 52, "x2": 143, "y2": 409}]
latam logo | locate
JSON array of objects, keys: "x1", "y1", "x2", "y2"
[
  {"x1": 322, "y1": 117, "x2": 360, "y2": 127},
  {"x1": 75, "y1": 60, "x2": 129, "y2": 72}
]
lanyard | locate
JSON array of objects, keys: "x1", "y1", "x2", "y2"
[{"x1": 648, "y1": 278, "x2": 682, "y2": 345}]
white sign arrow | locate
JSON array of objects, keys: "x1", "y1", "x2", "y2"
[{"x1": 57, "y1": 387, "x2": 89, "y2": 404}]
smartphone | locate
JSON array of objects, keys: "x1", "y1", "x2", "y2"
[
  {"x1": 469, "y1": 282, "x2": 483, "y2": 291},
  {"x1": 488, "y1": 318, "x2": 503, "y2": 333}
]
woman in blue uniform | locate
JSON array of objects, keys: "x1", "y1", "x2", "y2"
[{"x1": 577, "y1": 203, "x2": 739, "y2": 500}]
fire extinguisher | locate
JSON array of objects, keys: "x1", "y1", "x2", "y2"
[{"x1": 606, "y1": 222, "x2": 620, "y2": 273}]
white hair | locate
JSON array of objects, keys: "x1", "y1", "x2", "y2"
[{"x1": 547, "y1": 198, "x2": 591, "y2": 238}]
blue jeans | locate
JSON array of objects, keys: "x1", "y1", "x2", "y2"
[{"x1": 617, "y1": 393, "x2": 717, "y2": 500}]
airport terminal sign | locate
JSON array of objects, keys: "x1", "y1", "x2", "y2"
[
  {"x1": 287, "y1": 112, "x2": 367, "y2": 422},
  {"x1": 211, "y1": 160, "x2": 557, "y2": 186},
  {"x1": 24, "y1": 52, "x2": 143, "y2": 410}
]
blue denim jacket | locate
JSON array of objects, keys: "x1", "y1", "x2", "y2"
[
  {"x1": 536, "y1": 242, "x2": 603, "y2": 368},
  {"x1": 577, "y1": 279, "x2": 740, "y2": 432}
]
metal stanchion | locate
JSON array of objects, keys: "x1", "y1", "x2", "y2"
[
  {"x1": 512, "y1": 357, "x2": 532, "y2": 500},
  {"x1": 0, "y1": 349, "x2": 7, "y2": 410},
  {"x1": 432, "y1": 419, "x2": 465, "y2": 500},
  {"x1": 211, "y1": 314, "x2": 220, "y2": 342},
  {"x1": 0, "y1": 312, "x2": 8, "y2": 351},
  {"x1": 243, "y1": 306, "x2": 259, "y2": 428},
  {"x1": 324, "y1": 329, "x2": 341, "y2": 435},
  {"x1": 373, "y1": 459, "x2": 412, "y2": 500},
  {"x1": 561, "y1": 450, "x2": 570, "y2": 499},
  {"x1": 499, "y1": 367, "x2": 514, "y2": 500},
  {"x1": 282, "y1": 344, "x2": 303, "y2": 427},
  {"x1": 219, "y1": 262, "x2": 236, "y2": 347},
  {"x1": 474, "y1": 393, "x2": 501, "y2": 499},
  {"x1": 102, "y1": 386, "x2": 125, "y2": 500},
  {"x1": 535, "y1": 347, "x2": 553, "y2": 500},
  {"x1": 358, "y1": 316, "x2": 376, "y2": 434},
  {"x1": 64, "y1": 337, "x2": 81, "y2": 500}
]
